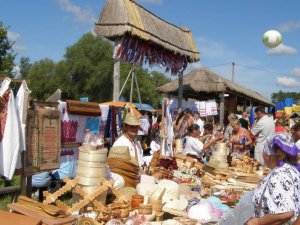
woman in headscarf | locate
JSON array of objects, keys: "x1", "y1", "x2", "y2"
[{"x1": 246, "y1": 132, "x2": 300, "y2": 225}]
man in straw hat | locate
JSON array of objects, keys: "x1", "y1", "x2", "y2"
[{"x1": 113, "y1": 112, "x2": 144, "y2": 166}]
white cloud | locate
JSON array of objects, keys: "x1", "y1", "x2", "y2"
[
  {"x1": 276, "y1": 76, "x2": 300, "y2": 87},
  {"x1": 57, "y1": 0, "x2": 96, "y2": 24},
  {"x1": 137, "y1": 0, "x2": 163, "y2": 4},
  {"x1": 292, "y1": 68, "x2": 300, "y2": 77},
  {"x1": 278, "y1": 21, "x2": 300, "y2": 32},
  {"x1": 266, "y1": 44, "x2": 297, "y2": 55},
  {"x1": 7, "y1": 30, "x2": 27, "y2": 52},
  {"x1": 12, "y1": 45, "x2": 27, "y2": 52},
  {"x1": 7, "y1": 30, "x2": 22, "y2": 42}
]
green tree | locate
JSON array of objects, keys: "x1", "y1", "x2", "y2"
[
  {"x1": 64, "y1": 33, "x2": 114, "y2": 102},
  {"x1": 0, "y1": 22, "x2": 15, "y2": 77},
  {"x1": 119, "y1": 64, "x2": 171, "y2": 108},
  {"x1": 27, "y1": 58, "x2": 58, "y2": 100},
  {"x1": 19, "y1": 56, "x2": 31, "y2": 79},
  {"x1": 271, "y1": 90, "x2": 300, "y2": 103}
]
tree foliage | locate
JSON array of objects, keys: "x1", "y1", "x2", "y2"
[
  {"x1": 63, "y1": 33, "x2": 114, "y2": 102},
  {"x1": 271, "y1": 90, "x2": 300, "y2": 103},
  {"x1": 0, "y1": 22, "x2": 15, "y2": 77},
  {"x1": 19, "y1": 57, "x2": 32, "y2": 79},
  {"x1": 18, "y1": 32, "x2": 171, "y2": 107},
  {"x1": 27, "y1": 58, "x2": 58, "y2": 100}
]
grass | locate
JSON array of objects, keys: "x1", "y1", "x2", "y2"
[{"x1": 0, "y1": 175, "x2": 21, "y2": 211}]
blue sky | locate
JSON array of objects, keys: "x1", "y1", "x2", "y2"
[{"x1": 1, "y1": 0, "x2": 300, "y2": 99}]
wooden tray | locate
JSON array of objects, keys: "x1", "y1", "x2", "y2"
[
  {"x1": 8, "y1": 203, "x2": 76, "y2": 225},
  {"x1": 0, "y1": 209, "x2": 41, "y2": 225}
]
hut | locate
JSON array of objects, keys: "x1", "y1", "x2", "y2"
[
  {"x1": 157, "y1": 68, "x2": 274, "y2": 126},
  {"x1": 94, "y1": 0, "x2": 200, "y2": 62},
  {"x1": 94, "y1": 0, "x2": 199, "y2": 104}
]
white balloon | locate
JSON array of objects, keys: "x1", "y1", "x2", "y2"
[{"x1": 262, "y1": 30, "x2": 282, "y2": 48}]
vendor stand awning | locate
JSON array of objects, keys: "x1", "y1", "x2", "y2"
[
  {"x1": 100, "y1": 101, "x2": 142, "y2": 118},
  {"x1": 133, "y1": 103, "x2": 155, "y2": 111}
]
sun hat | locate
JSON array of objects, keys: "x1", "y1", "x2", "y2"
[
  {"x1": 264, "y1": 132, "x2": 299, "y2": 157},
  {"x1": 123, "y1": 112, "x2": 142, "y2": 126},
  {"x1": 150, "y1": 179, "x2": 188, "y2": 215},
  {"x1": 108, "y1": 146, "x2": 139, "y2": 167}
]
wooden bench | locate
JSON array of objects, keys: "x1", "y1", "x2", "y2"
[{"x1": 0, "y1": 186, "x2": 20, "y2": 203}]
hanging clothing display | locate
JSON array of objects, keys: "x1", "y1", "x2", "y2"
[
  {"x1": 0, "y1": 78, "x2": 21, "y2": 179},
  {"x1": 15, "y1": 80, "x2": 31, "y2": 169},
  {"x1": 205, "y1": 100, "x2": 218, "y2": 116},
  {"x1": 15, "y1": 80, "x2": 31, "y2": 152},
  {"x1": 113, "y1": 34, "x2": 188, "y2": 75}
]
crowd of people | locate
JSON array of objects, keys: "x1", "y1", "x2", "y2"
[{"x1": 30, "y1": 105, "x2": 300, "y2": 224}]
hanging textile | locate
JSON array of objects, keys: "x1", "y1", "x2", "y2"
[
  {"x1": 113, "y1": 34, "x2": 188, "y2": 75},
  {"x1": 15, "y1": 80, "x2": 31, "y2": 152},
  {"x1": 15, "y1": 80, "x2": 31, "y2": 169},
  {"x1": 0, "y1": 78, "x2": 21, "y2": 179},
  {"x1": 205, "y1": 100, "x2": 218, "y2": 116}
]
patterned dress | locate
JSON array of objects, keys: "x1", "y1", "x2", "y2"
[{"x1": 252, "y1": 163, "x2": 300, "y2": 224}]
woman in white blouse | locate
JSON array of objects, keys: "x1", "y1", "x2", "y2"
[
  {"x1": 182, "y1": 124, "x2": 204, "y2": 160},
  {"x1": 246, "y1": 132, "x2": 300, "y2": 225}
]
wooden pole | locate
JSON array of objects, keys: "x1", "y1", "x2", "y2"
[
  {"x1": 130, "y1": 67, "x2": 135, "y2": 103},
  {"x1": 231, "y1": 62, "x2": 235, "y2": 83},
  {"x1": 178, "y1": 71, "x2": 183, "y2": 111},
  {"x1": 119, "y1": 68, "x2": 133, "y2": 98},
  {"x1": 220, "y1": 93, "x2": 225, "y2": 129},
  {"x1": 134, "y1": 69, "x2": 143, "y2": 110},
  {"x1": 113, "y1": 59, "x2": 120, "y2": 101}
]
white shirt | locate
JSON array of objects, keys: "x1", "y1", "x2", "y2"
[
  {"x1": 113, "y1": 135, "x2": 144, "y2": 166},
  {"x1": 194, "y1": 118, "x2": 204, "y2": 136},
  {"x1": 251, "y1": 115, "x2": 275, "y2": 144},
  {"x1": 137, "y1": 117, "x2": 150, "y2": 136},
  {"x1": 182, "y1": 136, "x2": 204, "y2": 158}
]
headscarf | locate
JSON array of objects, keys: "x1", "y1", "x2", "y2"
[{"x1": 263, "y1": 132, "x2": 300, "y2": 170}]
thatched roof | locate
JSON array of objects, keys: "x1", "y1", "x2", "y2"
[
  {"x1": 157, "y1": 68, "x2": 274, "y2": 106},
  {"x1": 94, "y1": 0, "x2": 200, "y2": 62}
]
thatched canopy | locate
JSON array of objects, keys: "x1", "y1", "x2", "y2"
[
  {"x1": 157, "y1": 68, "x2": 274, "y2": 106},
  {"x1": 94, "y1": 0, "x2": 200, "y2": 62}
]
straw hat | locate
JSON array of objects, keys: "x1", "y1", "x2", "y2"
[
  {"x1": 108, "y1": 146, "x2": 139, "y2": 168},
  {"x1": 151, "y1": 179, "x2": 188, "y2": 215},
  {"x1": 123, "y1": 113, "x2": 142, "y2": 126}
]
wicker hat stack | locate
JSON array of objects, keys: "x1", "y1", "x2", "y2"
[{"x1": 107, "y1": 146, "x2": 140, "y2": 187}]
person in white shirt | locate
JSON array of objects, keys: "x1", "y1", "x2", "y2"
[
  {"x1": 137, "y1": 111, "x2": 151, "y2": 147},
  {"x1": 113, "y1": 113, "x2": 144, "y2": 166},
  {"x1": 194, "y1": 112, "x2": 204, "y2": 136},
  {"x1": 182, "y1": 124, "x2": 204, "y2": 160},
  {"x1": 250, "y1": 106, "x2": 275, "y2": 165}
]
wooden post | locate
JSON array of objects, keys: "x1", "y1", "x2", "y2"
[
  {"x1": 134, "y1": 69, "x2": 143, "y2": 110},
  {"x1": 231, "y1": 62, "x2": 235, "y2": 83},
  {"x1": 130, "y1": 67, "x2": 135, "y2": 103},
  {"x1": 219, "y1": 93, "x2": 225, "y2": 129},
  {"x1": 178, "y1": 71, "x2": 183, "y2": 111},
  {"x1": 20, "y1": 152, "x2": 27, "y2": 196},
  {"x1": 113, "y1": 59, "x2": 120, "y2": 101}
]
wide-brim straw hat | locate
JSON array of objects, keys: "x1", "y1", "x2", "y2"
[
  {"x1": 123, "y1": 112, "x2": 142, "y2": 126},
  {"x1": 108, "y1": 146, "x2": 139, "y2": 167},
  {"x1": 151, "y1": 179, "x2": 188, "y2": 214}
]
